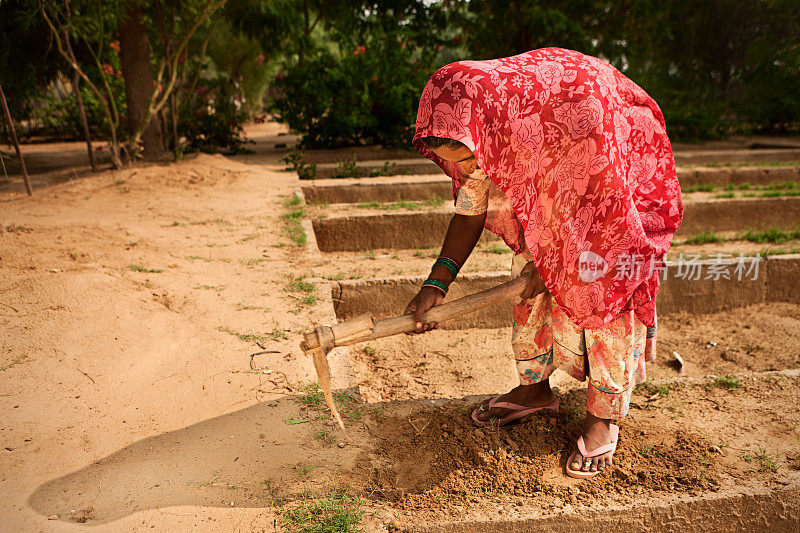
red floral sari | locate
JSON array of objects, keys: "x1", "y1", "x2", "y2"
[{"x1": 412, "y1": 48, "x2": 683, "y2": 328}]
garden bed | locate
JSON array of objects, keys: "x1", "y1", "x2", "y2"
[{"x1": 310, "y1": 196, "x2": 800, "y2": 252}]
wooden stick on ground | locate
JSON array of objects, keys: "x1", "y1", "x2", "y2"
[{"x1": 301, "y1": 271, "x2": 532, "y2": 432}]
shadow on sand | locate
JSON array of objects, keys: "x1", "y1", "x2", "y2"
[
  {"x1": 28, "y1": 396, "x2": 366, "y2": 524},
  {"x1": 29, "y1": 391, "x2": 593, "y2": 525}
]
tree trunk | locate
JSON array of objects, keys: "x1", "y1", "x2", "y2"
[
  {"x1": 118, "y1": 3, "x2": 164, "y2": 161},
  {"x1": 0, "y1": 82, "x2": 33, "y2": 196},
  {"x1": 72, "y1": 71, "x2": 98, "y2": 171},
  {"x1": 169, "y1": 91, "x2": 179, "y2": 158}
]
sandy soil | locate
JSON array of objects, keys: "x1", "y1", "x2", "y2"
[
  {"x1": 0, "y1": 126, "x2": 355, "y2": 530},
  {"x1": 3, "y1": 124, "x2": 800, "y2": 531}
]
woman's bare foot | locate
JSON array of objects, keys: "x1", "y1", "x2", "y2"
[
  {"x1": 473, "y1": 380, "x2": 554, "y2": 424},
  {"x1": 570, "y1": 413, "x2": 616, "y2": 473}
]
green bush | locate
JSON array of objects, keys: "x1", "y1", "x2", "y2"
[
  {"x1": 179, "y1": 79, "x2": 250, "y2": 154},
  {"x1": 24, "y1": 84, "x2": 109, "y2": 141},
  {"x1": 271, "y1": 30, "x2": 440, "y2": 148}
]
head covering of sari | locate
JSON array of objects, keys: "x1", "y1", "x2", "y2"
[{"x1": 412, "y1": 48, "x2": 683, "y2": 329}]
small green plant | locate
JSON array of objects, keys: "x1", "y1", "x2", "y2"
[
  {"x1": 425, "y1": 194, "x2": 445, "y2": 207},
  {"x1": 296, "y1": 463, "x2": 317, "y2": 476},
  {"x1": 357, "y1": 196, "x2": 446, "y2": 211},
  {"x1": 241, "y1": 257, "x2": 269, "y2": 266},
  {"x1": 333, "y1": 391, "x2": 363, "y2": 421},
  {"x1": 639, "y1": 444, "x2": 664, "y2": 458},
  {"x1": 128, "y1": 264, "x2": 163, "y2": 273},
  {"x1": 367, "y1": 161, "x2": 401, "y2": 177},
  {"x1": 218, "y1": 327, "x2": 285, "y2": 343},
  {"x1": 683, "y1": 232, "x2": 722, "y2": 245},
  {"x1": 283, "y1": 207, "x2": 307, "y2": 246},
  {"x1": 637, "y1": 382, "x2": 674, "y2": 398},
  {"x1": 298, "y1": 382, "x2": 363, "y2": 421},
  {"x1": 189, "y1": 218, "x2": 226, "y2": 225},
  {"x1": 741, "y1": 447, "x2": 779, "y2": 472},
  {"x1": 412, "y1": 248, "x2": 437, "y2": 258},
  {"x1": 487, "y1": 244, "x2": 509, "y2": 254},
  {"x1": 715, "y1": 192, "x2": 735, "y2": 198},
  {"x1": 759, "y1": 189, "x2": 800, "y2": 197},
  {"x1": 281, "y1": 148, "x2": 317, "y2": 180},
  {"x1": 683, "y1": 184, "x2": 715, "y2": 193},
  {"x1": 764, "y1": 181, "x2": 799, "y2": 191},
  {"x1": 239, "y1": 233, "x2": 259, "y2": 243},
  {"x1": 710, "y1": 374, "x2": 742, "y2": 391},
  {"x1": 363, "y1": 345, "x2": 382, "y2": 360},
  {"x1": 114, "y1": 178, "x2": 126, "y2": 186},
  {"x1": 331, "y1": 154, "x2": 360, "y2": 179},
  {"x1": 194, "y1": 284, "x2": 225, "y2": 291},
  {"x1": 0, "y1": 354, "x2": 28, "y2": 371},
  {"x1": 289, "y1": 276, "x2": 316, "y2": 293},
  {"x1": 742, "y1": 227, "x2": 800, "y2": 244},
  {"x1": 314, "y1": 429, "x2": 336, "y2": 445},
  {"x1": 268, "y1": 328, "x2": 288, "y2": 340},
  {"x1": 301, "y1": 295, "x2": 317, "y2": 305},
  {"x1": 298, "y1": 382, "x2": 325, "y2": 408},
  {"x1": 236, "y1": 303, "x2": 268, "y2": 311},
  {"x1": 281, "y1": 490, "x2": 363, "y2": 533},
  {"x1": 760, "y1": 246, "x2": 800, "y2": 257},
  {"x1": 218, "y1": 327, "x2": 270, "y2": 343}
]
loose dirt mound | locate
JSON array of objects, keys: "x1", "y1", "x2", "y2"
[
  {"x1": 118, "y1": 153, "x2": 250, "y2": 190},
  {"x1": 353, "y1": 390, "x2": 719, "y2": 518}
]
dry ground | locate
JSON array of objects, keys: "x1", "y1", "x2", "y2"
[
  {"x1": 2, "y1": 126, "x2": 800, "y2": 532},
  {"x1": 1, "y1": 124, "x2": 352, "y2": 530}
]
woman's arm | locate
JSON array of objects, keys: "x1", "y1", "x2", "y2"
[{"x1": 404, "y1": 212, "x2": 487, "y2": 333}]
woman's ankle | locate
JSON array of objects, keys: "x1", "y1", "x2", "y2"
[{"x1": 517, "y1": 379, "x2": 551, "y2": 399}]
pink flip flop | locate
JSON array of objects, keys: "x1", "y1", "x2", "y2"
[
  {"x1": 470, "y1": 395, "x2": 559, "y2": 427},
  {"x1": 566, "y1": 424, "x2": 620, "y2": 479}
]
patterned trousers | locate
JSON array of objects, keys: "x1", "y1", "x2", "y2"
[{"x1": 511, "y1": 254, "x2": 656, "y2": 420}]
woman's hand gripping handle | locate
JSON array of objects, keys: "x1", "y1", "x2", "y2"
[{"x1": 519, "y1": 260, "x2": 548, "y2": 299}]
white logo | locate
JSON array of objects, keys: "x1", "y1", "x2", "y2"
[{"x1": 578, "y1": 250, "x2": 608, "y2": 282}]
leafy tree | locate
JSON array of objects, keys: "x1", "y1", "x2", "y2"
[
  {"x1": 453, "y1": 0, "x2": 800, "y2": 138},
  {"x1": 40, "y1": 0, "x2": 226, "y2": 166},
  {"x1": 265, "y1": 0, "x2": 446, "y2": 147},
  {"x1": 0, "y1": 1, "x2": 62, "y2": 121},
  {"x1": 40, "y1": 0, "x2": 130, "y2": 166}
]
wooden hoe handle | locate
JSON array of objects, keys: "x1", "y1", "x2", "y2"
[
  {"x1": 300, "y1": 271, "x2": 532, "y2": 434},
  {"x1": 301, "y1": 271, "x2": 531, "y2": 352}
]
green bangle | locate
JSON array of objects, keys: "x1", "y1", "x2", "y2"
[
  {"x1": 434, "y1": 257, "x2": 460, "y2": 280},
  {"x1": 422, "y1": 278, "x2": 449, "y2": 295}
]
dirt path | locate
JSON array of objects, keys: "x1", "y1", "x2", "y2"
[{"x1": 0, "y1": 130, "x2": 352, "y2": 530}]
